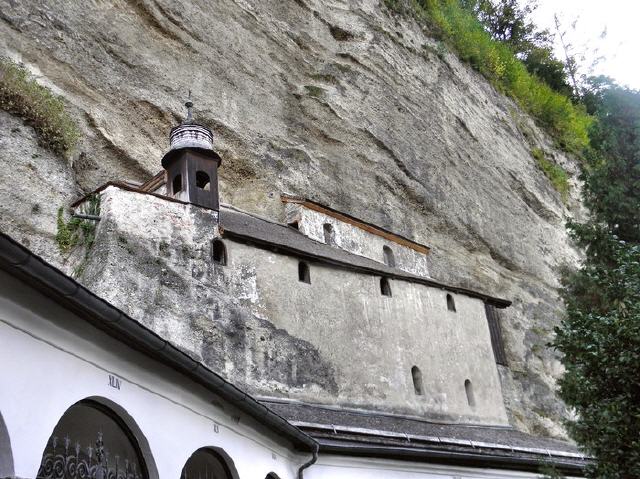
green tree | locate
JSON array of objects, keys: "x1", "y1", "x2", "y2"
[
  {"x1": 581, "y1": 79, "x2": 640, "y2": 242},
  {"x1": 555, "y1": 80, "x2": 640, "y2": 478},
  {"x1": 462, "y1": 0, "x2": 572, "y2": 94}
]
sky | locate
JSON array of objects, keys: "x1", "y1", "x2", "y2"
[{"x1": 531, "y1": 0, "x2": 640, "y2": 90}]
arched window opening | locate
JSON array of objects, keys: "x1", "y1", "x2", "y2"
[
  {"x1": 323, "y1": 223, "x2": 334, "y2": 245},
  {"x1": 212, "y1": 239, "x2": 227, "y2": 266},
  {"x1": 196, "y1": 171, "x2": 211, "y2": 191},
  {"x1": 446, "y1": 293, "x2": 456, "y2": 312},
  {"x1": 266, "y1": 474, "x2": 281, "y2": 479},
  {"x1": 383, "y1": 245, "x2": 395, "y2": 267},
  {"x1": 465, "y1": 379, "x2": 476, "y2": 407},
  {"x1": 298, "y1": 261, "x2": 310, "y2": 284},
  {"x1": 36, "y1": 400, "x2": 147, "y2": 479},
  {"x1": 173, "y1": 174, "x2": 183, "y2": 194},
  {"x1": 288, "y1": 220, "x2": 299, "y2": 230},
  {"x1": 180, "y1": 448, "x2": 234, "y2": 479},
  {"x1": 411, "y1": 366, "x2": 424, "y2": 396},
  {"x1": 380, "y1": 277, "x2": 392, "y2": 297}
]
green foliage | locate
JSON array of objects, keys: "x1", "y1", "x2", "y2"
[
  {"x1": 55, "y1": 195, "x2": 101, "y2": 255},
  {"x1": 580, "y1": 79, "x2": 640, "y2": 243},
  {"x1": 461, "y1": 0, "x2": 572, "y2": 96},
  {"x1": 556, "y1": 80, "x2": 640, "y2": 478},
  {"x1": 556, "y1": 230, "x2": 640, "y2": 478},
  {"x1": 0, "y1": 57, "x2": 79, "y2": 155},
  {"x1": 383, "y1": 0, "x2": 591, "y2": 154},
  {"x1": 531, "y1": 148, "x2": 569, "y2": 202}
]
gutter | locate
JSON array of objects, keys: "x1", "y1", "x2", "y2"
[
  {"x1": 297, "y1": 442, "x2": 319, "y2": 479},
  {"x1": 290, "y1": 421, "x2": 586, "y2": 460},
  {"x1": 0, "y1": 233, "x2": 317, "y2": 452}
]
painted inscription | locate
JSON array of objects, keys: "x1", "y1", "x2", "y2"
[{"x1": 108, "y1": 374, "x2": 121, "y2": 390}]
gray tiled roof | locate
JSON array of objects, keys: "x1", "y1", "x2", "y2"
[
  {"x1": 219, "y1": 206, "x2": 511, "y2": 308},
  {"x1": 261, "y1": 399, "x2": 588, "y2": 472}
]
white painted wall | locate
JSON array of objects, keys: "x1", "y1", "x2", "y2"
[
  {"x1": 0, "y1": 270, "x2": 301, "y2": 479},
  {"x1": 0, "y1": 268, "x2": 567, "y2": 479},
  {"x1": 307, "y1": 455, "x2": 578, "y2": 479}
]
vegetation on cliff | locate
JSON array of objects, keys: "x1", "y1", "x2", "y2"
[
  {"x1": 385, "y1": 1, "x2": 640, "y2": 474},
  {"x1": 531, "y1": 148, "x2": 569, "y2": 202},
  {"x1": 384, "y1": 0, "x2": 591, "y2": 155},
  {"x1": 555, "y1": 80, "x2": 640, "y2": 478},
  {"x1": 0, "y1": 57, "x2": 79, "y2": 156}
]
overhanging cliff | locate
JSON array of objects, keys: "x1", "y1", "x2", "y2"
[{"x1": 0, "y1": 0, "x2": 586, "y2": 438}]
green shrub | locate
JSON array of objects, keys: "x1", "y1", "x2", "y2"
[
  {"x1": 384, "y1": 0, "x2": 592, "y2": 155},
  {"x1": 304, "y1": 85, "x2": 326, "y2": 98},
  {"x1": 532, "y1": 148, "x2": 570, "y2": 202},
  {"x1": 55, "y1": 194, "x2": 101, "y2": 254},
  {"x1": 0, "y1": 57, "x2": 79, "y2": 155}
]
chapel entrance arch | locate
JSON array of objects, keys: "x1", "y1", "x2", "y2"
[
  {"x1": 35, "y1": 399, "x2": 151, "y2": 479},
  {"x1": 179, "y1": 447, "x2": 239, "y2": 479}
]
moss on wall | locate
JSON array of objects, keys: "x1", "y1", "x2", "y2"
[{"x1": 531, "y1": 148, "x2": 570, "y2": 203}]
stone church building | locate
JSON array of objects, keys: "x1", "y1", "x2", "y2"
[{"x1": 0, "y1": 106, "x2": 587, "y2": 478}]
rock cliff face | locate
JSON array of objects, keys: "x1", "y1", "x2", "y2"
[{"x1": 0, "y1": 0, "x2": 585, "y2": 437}]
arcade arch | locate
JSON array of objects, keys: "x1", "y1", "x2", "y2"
[{"x1": 35, "y1": 398, "x2": 156, "y2": 479}]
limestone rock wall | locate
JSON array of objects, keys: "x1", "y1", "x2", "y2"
[{"x1": 0, "y1": 0, "x2": 586, "y2": 437}]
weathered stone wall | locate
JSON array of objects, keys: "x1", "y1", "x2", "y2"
[
  {"x1": 0, "y1": 0, "x2": 587, "y2": 437},
  {"x1": 80, "y1": 187, "x2": 508, "y2": 425},
  {"x1": 81, "y1": 187, "x2": 339, "y2": 396},
  {"x1": 228, "y1": 240, "x2": 507, "y2": 424}
]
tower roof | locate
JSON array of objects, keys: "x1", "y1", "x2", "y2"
[{"x1": 161, "y1": 93, "x2": 220, "y2": 168}]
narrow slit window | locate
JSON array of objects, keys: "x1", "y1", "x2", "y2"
[
  {"x1": 173, "y1": 174, "x2": 183, "y2": 194},
  {"x1": 446, "y1": 293, "x2": 456, "y2": 312},
  {"x1": 298, "y1": 261, "x2": 310, "y2": 283},
  {"x1": 212, "y1": 239, "x2": 227, "y2": 266},
  {"x1": 411, "y1": 366, "x2": 424, "y2": 395},
  {"x1": 323, "y1": 223, "x2": 334, "y2": 245},
  {"x1": 380, "y1": 277, "x2": 392, "y2": 297},
  {"x1": 465, "y1": 379, "x2": 476, "y2": 407},
  {"x1": 383, "y1": 245, "x2": 395, "y2": 267},
  {"x1": 196, "y1": 171, "x2": 211, "y2": 191}
]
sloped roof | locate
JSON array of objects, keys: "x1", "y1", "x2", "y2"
[
  {"x1": 219, "y1": 206, "x2": 511, "y2": 308},
  {"x1": 261, "y1": 399, "x2": 587, "y2": 474}
]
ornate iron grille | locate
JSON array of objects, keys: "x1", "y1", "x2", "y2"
[{"x1": 37, "y1": 432, "x2": 142, "y2": 479}]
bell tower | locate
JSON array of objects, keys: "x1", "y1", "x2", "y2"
[{"x1": 161, "y1": 94, "x2": 221, "y2": 212}]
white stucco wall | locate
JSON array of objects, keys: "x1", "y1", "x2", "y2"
[
  {"x1": 307, "y1": 455, "x2": 579, "y2": 479},
  {"x1": 284, "y1": 203, "x2": 430, "y2": 277},
  {"x1": 0, "y1": 270, "x2": 301, "y2": 479}
]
